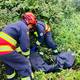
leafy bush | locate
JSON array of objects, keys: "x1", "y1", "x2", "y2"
[{"x1": 73, "y1": 0, "x2": 80, "y2": 11}]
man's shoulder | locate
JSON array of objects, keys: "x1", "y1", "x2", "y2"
[
  {"x1": 37, "y1": 20, "x2": 45, "y2": 27},
  {"x1": 16, "y1": 20, "x2": 26, "y2": 26},
  {"x1": 37, "y1": 20, "x2": 44, "y2": 24},
  {"x1": 17, "y1": 20, "x2": 28, "y2": 29}
]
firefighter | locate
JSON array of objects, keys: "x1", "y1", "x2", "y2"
[
  {"x1": 0, "y1": 12, "x2": 37, "y2": 80},
  {"x1": 21, "y1": 12, "x2": 58, "y2": 72},
  {"x1": 25, "y1": 12, "x2": 75, "y2": 73},
  {"x1": 28, "y1": 13, "x2": 58, "y2": 54}
]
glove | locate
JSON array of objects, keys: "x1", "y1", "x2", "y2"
[
  {"x1": 30, "y1": 44, "x2": 38, "y2": 53},
  {"x1": 52, "y1": 49, "x2": 59, "y2": 54}
]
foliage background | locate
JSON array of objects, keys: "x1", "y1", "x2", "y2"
[{"x1": 0, "y1": 0, "x2": 80, "y2": 80}]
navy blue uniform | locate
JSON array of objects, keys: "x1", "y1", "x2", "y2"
[
  {"x1": 36, "y1": 21, "x2": 57, "y2": 50},
  {"x1": 30, "y1": 21, "x2": 75, "y2": 73},
  {"x1": 2, "y1": 20, "x2": 30, "y2": 51},
  {"x1": 30, "y1": 20, "x2": 58, "y2": 73},
  {"x1": 0, "y1": 20, "x2": 32, "y2": 80}
]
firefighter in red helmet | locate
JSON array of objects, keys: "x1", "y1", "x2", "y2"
[
  {"x1": 22, "y1": 12, "x2": 58, "y2": 72},
  {"x1": 22, "y1": 12, "x2": 37, "y2": 25},
  {"x1": 21, "y1": 11, "x2": 58, "y2": 52},
  {"x1": 22, "y1": 12, "x2": 58, "y2": 54},
  {"x1": 0, "y1": 12, "x2": 37, "y2": 80}
]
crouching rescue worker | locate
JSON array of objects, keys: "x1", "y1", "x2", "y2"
[
  {"x1": 29, "y1": 14, "x2": 58, "y2": 54},
  {"x1": 21, "y1": 12, "x2": 59, "y2": 73},
  {"x1": 0, "y1": 12, "x2": 37, "y2": 80}
]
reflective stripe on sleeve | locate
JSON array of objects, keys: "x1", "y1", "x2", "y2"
[
  {"x1": 22, "y1": 50, "x2": 30, "y2": 56},
  {"x1": 6, "y1": 71, "x2": 16, "y2": 79},
  {"x1": 36, "y1": 41, "x2": 41, "y2": 45}
]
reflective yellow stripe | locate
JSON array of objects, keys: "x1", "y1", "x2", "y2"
[
  {"x1": 22, "y1": 50, "x2": 30, "y2": 56},
  {"x1": 16, "y1": 47, "x2": 22, "y2": 52},
  {"x1": 0, "y1": 32, "x2": 17, "y2": 46},
  {"x1": 6, "y1": 71, "x2": 16, "y2": 79},
  {"x1": 36, "y1": 41, "x2": 41, "y2": 45},
  {"x1": 21, "y1": 76, "x2": 31, "y2": 80},
  {"x1": 0, "y1": 45, "x2": 13, "y2": 52},
  {"x1": 16, "y1": 47, "x2": 30, "y2": 57},
  {"x1": 34, "y1": 32, "x2": 38, "y2": 37}
]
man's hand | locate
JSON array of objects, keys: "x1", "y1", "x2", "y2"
[{"x1": 52, "y1": 49, "x2": 59, "y2": 54}]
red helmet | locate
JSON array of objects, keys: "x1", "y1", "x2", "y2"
[{"x1": 22, "y1": 12, "x2": 37, "y2": 25}]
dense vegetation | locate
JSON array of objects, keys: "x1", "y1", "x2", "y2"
[{"x1": 0, "y1": 0, "x2": 80, "y2": 80}]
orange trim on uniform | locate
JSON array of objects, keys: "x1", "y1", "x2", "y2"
[{"x1": 45, "y1": 24, "x2": 51, "y2": 32}]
